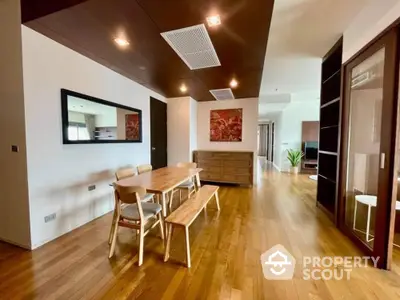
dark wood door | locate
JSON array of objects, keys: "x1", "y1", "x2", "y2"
[
  {"x1": 338, "y1": 28, "x2": 398, "y2": 269},
  {"x1": 150, "y1": 97, "x2": 167, "y2": 170}
]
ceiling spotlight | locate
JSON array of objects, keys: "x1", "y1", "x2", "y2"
[
  {"x1": 206, "y1": 15, "x2": 221, "y2": 27},
  {"x1": 230, "y1": 79, "x2": 238, "y2": 88},
  {"x1": 114, "y1": 37, "x2": 130, "y2": 47},
  {"x1": 180, "y1": 84, "x2": 188, "y2": 93}
]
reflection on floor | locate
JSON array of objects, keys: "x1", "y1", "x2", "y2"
[{"x1": 0, "y1": 159, "x2": 400, "y2": 299}]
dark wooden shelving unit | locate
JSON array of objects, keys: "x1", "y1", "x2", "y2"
[{"x1": 317, "y1": 37, "x2": 343, "y2": 221}]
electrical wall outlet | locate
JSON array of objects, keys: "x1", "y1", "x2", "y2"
[
  {"x1": 44, "y1": 213, "x2": 56, "y2": 223},
  {"x1": 11, "y1": 145, "x2": 19, "y2": 152},
  {"x1": 88, "y1": 185, "x2": 96, "y2": 191}
]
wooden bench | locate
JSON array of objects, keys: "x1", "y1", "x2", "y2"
[{"x1": 164, "y1": 185, "x2": 220, "y2": 268}]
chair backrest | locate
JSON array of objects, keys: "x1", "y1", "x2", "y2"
[
  {"x1": 115, "y1": 167, "x2": 136, "y2": 181},
  {"x1": 113, "y1": 184, "x2": 146, "y2": 221},
  {"x1": 137, "y1": 164, "x2": 153, "y2": 174},
  {"x1": 177, "y1": 162, "x2": 197, "y2": 169}
]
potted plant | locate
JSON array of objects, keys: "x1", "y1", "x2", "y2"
[{"x1": 287, "y1": 149, "x2": 304, "y2": 174}]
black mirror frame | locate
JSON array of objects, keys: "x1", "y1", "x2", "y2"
[{"x1": 61, "y1": 88, "x2": 143, "y2": 144}]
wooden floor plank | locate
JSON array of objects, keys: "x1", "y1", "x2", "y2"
[{"x1": 1, "y1": 161, "x2": 400, "y2": 299}]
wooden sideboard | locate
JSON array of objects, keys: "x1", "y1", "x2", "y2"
[{"x1": 193, "y1": 150, "x2": 253, "y2": 186}]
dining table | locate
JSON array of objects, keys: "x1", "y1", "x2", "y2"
[{"x1": 114, "y1": 166, "x2": 203, "y2": 217}]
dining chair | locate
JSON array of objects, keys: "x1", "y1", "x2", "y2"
[
  {"x1": 108, "y1": 167, "x2": 155, "y2": 245},
  {"x1": 137, "y1": 164, "x2": 153, "y2": 175},
  {"x1": 169, "y1": 162, "x2": 197, "y2": 211},
  {"x1": 115, "y1": 167, "x2": 136, "y2": 181},
  {"x1": 109, "y1": 184, "x2": 164, "y2": 266}
]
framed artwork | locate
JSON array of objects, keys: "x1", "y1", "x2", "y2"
[
  {"x1": 210, "y1": 108, "x2": 243, "y2": 142},
  {"x1": 125, "y1": 114, "x2": 140, "y2": 140}
]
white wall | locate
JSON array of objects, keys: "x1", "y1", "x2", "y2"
[
  {"x1": 21, "y1": 26, "x2": 164, "y2": 248},
  {"x1": 343, "y1": 0, "x2": 400, "y2": 62},
  {"x1": 0, "y1": 0, "x2": 31, "y2": 248},
  {"x1": 167, "y1": 97, "x2": 190, "y2": 165},
  {"x1": 167, "y1": 97, "x2": 197, "y2": 165},
  {"x1": 197, "y1": 98, "x2": 259, "y2": 182},
  {"x1": 278, "y1": 100, "x2": 320, "y2": 172},
  {"x1": 190, "y1": 98, "x2": 198, "y2": 158}
]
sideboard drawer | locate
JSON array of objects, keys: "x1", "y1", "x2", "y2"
[
  {"x1": 194, "y1": 151, "x2": 253, "y2": 185},
  {"x1": 221, "y1": 174, "x2": 251, "y2": 184},
  {"x1": 201, "y1": 166, "x2": 221, "y2": 174},
  {"x1": 223, "y1": 160, "x2": 251, "y2": 168},
  {"x1": 200, "y1": 172, "x2": 221, "y2": 181},
  {"x1": 197, "y1": 160, "x2": 222, "y2": 167},
  {"x1": 224, "y1": 167, "x2": 251, "y2": 175}
]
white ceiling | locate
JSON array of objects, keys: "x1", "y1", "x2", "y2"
[{"x1": 258, "y1": 0, "x2": 372, "y2": 118}]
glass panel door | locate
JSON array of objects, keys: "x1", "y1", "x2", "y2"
[
  {"x1": 340, "y1": 28, "x2": 399, "y2": 269},
  {"x1": 344, "y1": 48, "x2": 385, "y2": 250}
]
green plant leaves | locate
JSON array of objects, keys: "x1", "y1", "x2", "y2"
[{"x1": 286, "y1": 149, "x2": 304, "y2": 167}]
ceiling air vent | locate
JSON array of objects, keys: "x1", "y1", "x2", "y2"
[
  {"x1": 161, "y1": 24, "x2": 221, "y2": 70},
  {"x1": 210, "y1": 88, "x2": 235, "y2": 101}
]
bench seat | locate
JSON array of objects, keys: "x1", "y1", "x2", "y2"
[
  {"x1": 165, "y1": 185, "x2": 219, "y2": 227},
  {"x1": 164, "y1": 185, "x2": 220, "y2": 267}
]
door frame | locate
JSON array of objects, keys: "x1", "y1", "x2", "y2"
[{"x1": 337, "y1": 27, "x2": 399, "y2": 269}]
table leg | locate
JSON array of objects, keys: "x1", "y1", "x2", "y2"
[{"x1": 161, "y1": 192, "x2": 167, "y2": 218}]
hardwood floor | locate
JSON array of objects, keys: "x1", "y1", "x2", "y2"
[{"x1": 1, "y1": 161, "x2": 400, "y2": 299}]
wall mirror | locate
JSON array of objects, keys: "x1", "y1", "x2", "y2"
[{"x1": 61, "y1": 89, "x2": 142, "y2": 144}]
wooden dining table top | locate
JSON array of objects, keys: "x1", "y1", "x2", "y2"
[{"x1": 114, "y1": 167, "x2": 202, "y2": 193}]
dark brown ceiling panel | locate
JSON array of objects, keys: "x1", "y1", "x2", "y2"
[
  {"x1": 20, "y1": 0, "x2": 88, "y2": 23},
  {"x1": 22, "y1": 0, "x2": 274, "y2": 101}
]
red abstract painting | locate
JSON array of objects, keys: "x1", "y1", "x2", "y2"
[
  {"x1": 210, "y1": 108, "x2": 243, "y2": 142},
  {"x1": 125, "y1": 114, "x2": 139, "y2": 140}
]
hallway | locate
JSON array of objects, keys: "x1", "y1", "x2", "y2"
[{"x1": 1, "y1": 163, "x2": 400, "y2": 299}]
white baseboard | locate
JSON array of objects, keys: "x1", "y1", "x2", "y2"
[{"x1": 272, "y1": 163, "x2": 281, "y2": 172}]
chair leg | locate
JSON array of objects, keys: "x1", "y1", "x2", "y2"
[
  {"x1": 215, "y1": 191, "x2": 221, "y2": 211},
  {"x1": 179, "y1": 189, "x2": 182, "y2": 204},
  {"x1": 366, "y1": 205, "x2": 372, "y2": 242},
  {"x1": 138, "y1": 225, "x2": 145, "y2": 266},
  {"x1": 189, "y1": 187, "x2": 195, "y2": 198},
  {"x1": 184, "y1": 227, "x2": 191, "y2": 268},
  {"x1": 158, "y1": 213, "x2": 165, "y2": 240},
  {"x1": 168, "y1": 191, "x2": 174, "y2": 212},
  {"x1": 164, "y1": 224, "x2": 173, "y2": 262},
  {"x1": 135, "y1": 221, "x2": 139, "y2": 240},
  {"x1": 108, "y1": 209, "x2": 117, "y2": 245},
  {"x1": 108, "y1": 222, "x2": 119, "y2": 258}
]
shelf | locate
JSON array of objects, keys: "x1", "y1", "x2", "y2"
[
  {"x1": 319, "y1": 150, "x2": 337, "y2": 156},
  {"x1": 320, "y1": 125, "x2": 338, "y2": 130},
  {"x1": 321, "y1": 97, "x2": 340, "y2": 109},
  {"x1": 318, "y1": 174, "x2": 336, "y2": 184},
  {"x1": 322, "y1": 69, "x2": 341, "y2": 85},
  {"x1": 320, "y1": 100, "x2": 340, "y2": 128}
]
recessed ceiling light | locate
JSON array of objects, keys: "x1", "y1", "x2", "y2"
[
  {"x1": 114, "y1": 37, "x2": 130, "y2": 47},
  {"x1": 206, "y1": 15, "x2": 221, "y2": 27},
  {"x1": 230, "y1": 79, "x2": 238, "y2": 88},
  {"x1": 180, "y1": 84, "x2": 188, "y2": 93}
]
